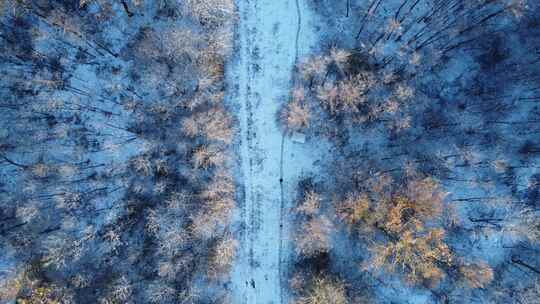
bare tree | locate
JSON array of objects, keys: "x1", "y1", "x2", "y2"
[
  {"x1": 208, "y1": 235, "x2": 238, "y2": 279},
  {"x1": 459, "y1": 261, "x2": 494, "y2": 289},
  {"x1": 368, "y1": 228, "x2": 452, "y2": 285},
  {"x1": 335, "y1": 192, "x2": 370, "y2": 229},
  {"x1": 184, "y1": 0, "x2": 235, "y2": 28},
  {"x1": 295, "y1": 216, "x2": 333, "y2": 257},
  {"x1": 297, "y1": 190, "x2": 322, "y2": 216},
  {"x1": 299, "y1": 56, "x2": 329, "y2": 82},
  {"x1": 281, "y1": 100, "x2": 311, "y2": 133},
  {"x1": 182, "y1": 107, "x2": 233, "y2": 144},
  {"x1": 192, "y1": 144, "x2": 227, "y2": 169},
  {"x1": 297, "y1": 277, "x2": 348, "y2": 304},
  {"x1": 503, "y1": 208, "x2": 540, "y2": 243}
]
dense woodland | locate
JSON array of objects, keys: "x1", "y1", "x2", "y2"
[
  {"x1": 1, "y1": 0, "x2": 539, "y2": 303},
  {"x1": 283, "y1": 0, "x2": 540, "y2": 303},
  {"x1": 0, "y1": 0, "x2": 235, "y2": 303}
]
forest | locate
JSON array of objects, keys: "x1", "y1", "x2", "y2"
[
  {"x1": 0, "y1": 0, "x2": 539, "y2": 303},
  {"x1": 282, "y1": 0, "x2": 540, "y2": 303},
  {"x1": 0, "y1": 0, "x2": 235, "y2": 303}
]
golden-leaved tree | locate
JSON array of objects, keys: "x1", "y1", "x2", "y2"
[{"x1": 336, "y1": 176, "x2": 493, "y2": 287}]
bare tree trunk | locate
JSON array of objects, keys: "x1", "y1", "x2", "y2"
[
  {"x1": 0, "y1": 153, "x2": 28, "y2": 169},
  {"x1": 121, "y1": 0, "x2": 134, "y2": 17},
  {"x1": 356, "y1": 0, "x2": 382, "y2": 40},
  {"x1": 511, "y1": 256, "x2": 540, "y2": 275}
]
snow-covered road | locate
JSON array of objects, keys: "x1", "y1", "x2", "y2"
[{"x1": 229, "y1": 0, "x2": 320, "y2": 303}]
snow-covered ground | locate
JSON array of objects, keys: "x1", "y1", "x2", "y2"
[{"x1": 229, "y1": 0, "x2": 324, "y2": 303}]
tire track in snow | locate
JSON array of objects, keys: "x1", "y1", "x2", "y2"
[
  {"x1": 232, "y1": 0, "x2": 310, "y2": 303},
  {"x1": 278, "y1": 1, "x2": 303, "y2": 303},
  {"x1": 295, "y1": 0, "x2": 302, "y2": 62},
  {"x1": 278, "y1": 133, "x2": 286, "y2": 304},
  {"x1": 232, "y1": 0, "x2": 256, "y2": 302}
]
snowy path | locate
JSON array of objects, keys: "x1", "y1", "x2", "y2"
[{"x1": 229, "y1": 0, "x2": 319, "y2": 303}]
